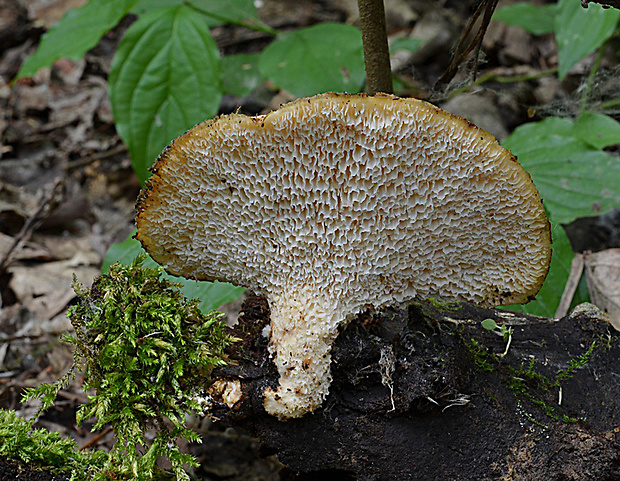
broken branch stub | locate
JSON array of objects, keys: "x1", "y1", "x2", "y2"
[{"x1": 136, "y1": 93, "x2": 551, "y2": 419}]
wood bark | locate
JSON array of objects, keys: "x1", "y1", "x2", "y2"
[{"x1": 211, "y1": 296, "x2": 620, "y2": 480}]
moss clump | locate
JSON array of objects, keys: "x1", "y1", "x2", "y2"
[
  {"x1": 410, "y1": 298, "x2": 461, "y2": 317},
  {"x1": 0, "y1": 408, "x2": 106, "y2": 478},
  {"x1": 23, "y1": 254, "x2": 235, "y2": 480},
  {"x1": 426, "y1": 297, "x2": 461, "y2": 312}
]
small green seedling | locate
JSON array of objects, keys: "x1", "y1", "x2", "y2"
[{"x1": 481, "y1": 318, "x2": 514, "y2": 357}]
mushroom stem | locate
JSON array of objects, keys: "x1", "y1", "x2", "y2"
[
  {"x1": 263, "y1": 286, "x2": 346, "y2": 419},
  {"x1": 357, "y1": 0, "x2": 393, "y2": 94}
]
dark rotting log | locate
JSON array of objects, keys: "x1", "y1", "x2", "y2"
[{"x1": 212, "y1": 296, "x2": 620, "y2": 481}]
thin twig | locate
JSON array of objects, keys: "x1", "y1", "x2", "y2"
[
  {"x1": 436, "y1": 0, "x2": 499, "y2": 88},
  {"x1": 0, "y1": 178, "x2": 65, "y2": 274},
  {"x1": 357, "y1": 0, "x2": 393, "y2": 94},
  {"x1": 0, "y1": 332, "x2": 46, "y2": 342},
  {"x1": 79, "y1": 426, "x2": 113, "y2": 451},
  {"x1": 64, "y1": 144, "x2": 128, "y2": 170}
]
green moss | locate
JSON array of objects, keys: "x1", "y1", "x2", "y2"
[
  {"x1": 0, "y1": 408, "x2": 106, "y2": 478},
  {"x1": 555, "y1": 339, "x2": 597, "y2": 382},
  {"x1": 409, "y1": 298, "x2": 461, "y2": 324},
  {"x1": 466, "y1": 338, "x2": 495, "y2": 372},
  {"x1": 464, "y1": 321, "x2": 600, "y2": 427},
  {"x1": 20, "y1": 255, "x2": 234, "y2": 480},
  {"x1": 508, "y1": 339, "x2": 598, "y2": 425},
  {"x1": 426, "y1": 297, "x2": 461, "y2": 312}
]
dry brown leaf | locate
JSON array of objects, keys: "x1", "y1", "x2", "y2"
[
  {"x1": 584, "y1": 249, "x2": 620, "y2": 331},
  {"x1": 555, "y1": 253, "x2": 585, "y2": 319},
  {"x1": 0, "y1": 232, "x2": 50, "y2": 262},
  {"x1": 8, "y1": 254, "x2": 99, "y2": 320},
  {"x1": 49, "y1": 80, "x2": 105, "y2": 129},
  {"x1": 26, "y1": 0, "x2": 88, "y2": 29}
]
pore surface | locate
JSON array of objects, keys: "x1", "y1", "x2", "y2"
[{"x1": 137, "y1": 94, "x2": 550, "y2": 310}]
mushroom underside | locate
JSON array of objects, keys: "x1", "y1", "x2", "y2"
[{"x1": 135, "y1": 93, "x2": 552, "y2": 420}]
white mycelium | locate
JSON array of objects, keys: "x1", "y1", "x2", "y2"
[{"x1": 136, "y1": 93, "x2": 551, "y2": 419}]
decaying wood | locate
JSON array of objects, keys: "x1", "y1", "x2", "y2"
[{"x1": 211, "y1": 296, "x2": 620, "y2": 480}]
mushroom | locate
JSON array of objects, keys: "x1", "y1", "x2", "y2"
[{"x1": 136, "y1": 93, "x2": 551, "y2": 419}]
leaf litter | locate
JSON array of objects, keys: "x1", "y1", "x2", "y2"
[{"x1": 0, "y1": 0, "x2": 619, "y2": 479}]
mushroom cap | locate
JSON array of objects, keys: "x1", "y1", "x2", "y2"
[
  {"x1": 136, "y1": 92, "x2": 551, "y2": 309},
  {"x1": 137, "y1": 92, "x2": 551, "y2": 419}
]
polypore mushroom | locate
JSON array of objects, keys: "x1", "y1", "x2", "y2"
[{"x1": 136, "y1": 93, "x2": 551, "y2": 419}]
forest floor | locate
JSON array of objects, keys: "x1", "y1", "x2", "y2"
[{"x1": 0, "y1": 0, "x2": 618, "y2": 479}]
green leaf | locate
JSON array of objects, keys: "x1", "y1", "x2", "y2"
[
  {"x1": 573, "y1": 112, "x2": 620, "y2": 149},
  {"x1": 132, "y1": 0, "x2": 264, "y2": 29},
  {"x1": 109, "y1": 5, "x2": 222, "y2": 183},
  {"x1": 555, "y1": 0, "x2": 620, "y2": 79},
  {"x1": 222, "y1": 53, "x2": 264, "y2": 97},
  {"x1": 492, "y1": 3, "x2": 557, "y2": 35},
  {"x1": 15, "y1": 0, "x2": 137, "y2": 80},
  {"x1": 102, "y1": 232, "x2": 245, "y2": 312},
  {"x1": 131, "y1": 0, "x2": 184, "y2": 15},
  {"x1": 390, "y1": 37, "x2": 425, "y2": 53},
  {"x1": 502, "y1": 116, "x2": 573, "y2": 145},
  {"x1": 186, "y1": 0, "x2": 263, "y2": 27},
  {"x1": 481, "y1": 318, "x2": 499, "y2": 331},
  {"x1": 519, "y1": 138, "x2": 619, "y2": 224},
  {"x1": 259, "y1": 23, "x2": 365, "y2": 97},
  {"x1": 505, "y1": 223, "x2": 573, "y2": 317},
  {"x1": 502, "y1": 117, "x2": 620, "y2": 224}
]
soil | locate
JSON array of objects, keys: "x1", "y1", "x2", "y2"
[
  {"x1": 1, "y1": 0, "x2": 619, "y2": 480},
  {"x1": 0, "y1": 459, "x2": 70, "y2": 481}
]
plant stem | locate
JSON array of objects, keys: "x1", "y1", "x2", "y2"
[
  {"x1": 578, "y1": 42, "x2": 606, "y2": 116},
  {"x1": 79, "y1": 426, "x2": 112, "y2": 451},
  {"x1": 597, "y1": 97, "x2": 620, "y2": 110},
  {"x1": 446, "y1": 68, "x2": 557, "y2": 99},
  {"x1": 357, "y1": 0, "x2": 393, "y2": 94},
  {"x1": 435, "y1": 0, "x2": 498, "y2": 87}
]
